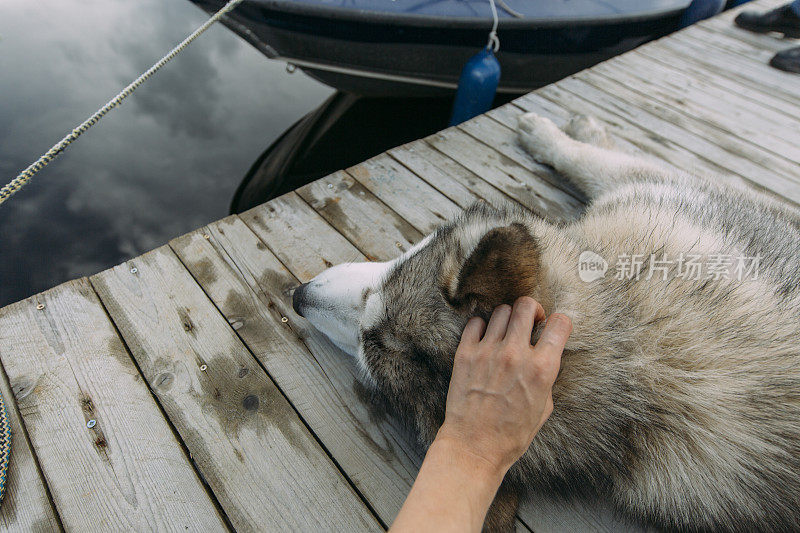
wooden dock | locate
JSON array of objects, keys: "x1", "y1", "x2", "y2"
[{"x1": 1, "y1": 0, "x2": 798, "y2": 530}]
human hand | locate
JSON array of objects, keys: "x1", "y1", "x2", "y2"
[{"x1": 436, "y1": 297, "x2": 572, "y2": 475}]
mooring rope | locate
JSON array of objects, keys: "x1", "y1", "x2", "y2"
[
  {"x1": 485, "y1": 0, "x2": 525, "y2": 52},
  {"x1": 487, "y1": 0, "x2": 501, "y2": 52},
  {"x1": 0, "y1": 0, "x2": 244, "y2": 206},
  {"x1": 496, "y1": 0, "x2": 523, "y2": 19}
]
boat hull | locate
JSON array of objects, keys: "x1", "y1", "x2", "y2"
[{"x1": 191, "y1": 0, "x2": 685, "y2": 95}]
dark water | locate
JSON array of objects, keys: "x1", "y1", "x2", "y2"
[{"x1": 0, "y1": 0, "x2": 333, "y2": 306}]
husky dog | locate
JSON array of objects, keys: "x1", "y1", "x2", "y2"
[{"x1": 291, "y1": 113, "x2": 800, "y2": 532}]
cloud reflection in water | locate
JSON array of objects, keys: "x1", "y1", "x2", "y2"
[{"x1": 0, "y1": 0, "x2": 333, "y2": 305}]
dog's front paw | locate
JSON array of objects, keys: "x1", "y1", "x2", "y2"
[{"x1": 517, "y1": 112, "x2": 565, "y2": 165}]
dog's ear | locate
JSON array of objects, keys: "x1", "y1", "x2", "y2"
[{"x1": 449, "y1": 223, "x2": 540, "y2": 314}]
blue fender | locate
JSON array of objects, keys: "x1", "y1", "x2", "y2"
[{"x1": 449, "y1": 48, "x2": 501, "y2": 126}]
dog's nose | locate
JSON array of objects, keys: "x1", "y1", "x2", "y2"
[{"x1": 292, "y1": 283, "x2": 309, "y2": 317}]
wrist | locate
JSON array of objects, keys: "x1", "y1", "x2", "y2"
[
  {"x1": 429, "y1": 431, "x2": 507, "y2": 487},
  {"x1": 391, "y1": 433, "x2": 507, "y2": 533}
]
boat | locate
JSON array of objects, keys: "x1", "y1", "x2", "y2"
[{"x1": 190, "y1": 0, "x2": 691, "y2": 97}]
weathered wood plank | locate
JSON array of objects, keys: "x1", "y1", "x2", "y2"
[
  {"x1": 596, "y1": 53, "x2": 800, "y2": 164},
  {"x1": 518, "y1": 495, "x2": 655, "y2": 533},
  {"x1": 678, "y1": 28, "x2": 800, "y2": 95},
  {"x1": 524, "y1": 82, "x2": 800, "y2": 203},
  {"x1": 556, "y1": 73, "x2": 787, "y2": 183},
  {"x1": 239, "y1": 192, "x2": 363, "y2": 281},
  {"x1": 0, "y1": 278, "x2": 225, "y2": 532},
  {"x1": 348, "y1": 154, "x2": 462, "y2": 233},
  {"x1": 347, "y1": 154, "x2": 463, "y2": 233},
  {"x1": 505, "y1": 92, "x2": 798, "y2": 211},
  {"x1": 579, "y1": 67, "x2": 800, "y2": 182},
  {"x1": 634, "y1": 44, "x2": 800, "y2": 121},
  {"x1": 0, "y1": 364, "x2": 60, "y2": 532},
  {"x1": 424, "y1": 126, "x2": 584, "y2": 223},
  {"x1": 488, "y1": 100, "x2": 694, "y2": 187},
  {"x1": 694, "y1": 22, "x2": 790, "y2": 59},
  {"x1": 171, "y1": 215, "x2": 427, "y2": 527},
  {"x1": 652, "y1": 32, "x2": 800, "y2": 105},
  {"x1": 514, "y1": 89, "x2": 729, "y2": 181},
  {"x1": 697, "y1": 23, "x2": 790, "y2": 60},
  {"x1": 561, "y1": 74, "x2": 800, "y2": 200},
  {"x1": 489, "y1": 100, "x2": 654, "y2": 163},
  {"x1": 698, "y1": 0, "x2": 792, "y2": 54},
  {"x1": 697, "y1": 0, "x2": 784, "y2": 27},
  {"x1": 681, "y1": 0, "x2": 785, "y2": 41},
  {"x1": 388, "y1": 140, "x2": 512, "y2": 209},
  {"x1": 493, "y1": 99, "x2": 793, "y2": 212},
  {"x1": 508, "y1": 91, "x2": 795, "y2": 208},
  {"x1": 320, "y1": 133, "x2": 575, "y2": 246},
  {"x1": 458, "y1": 115, "x2": 588, "y2": 201},
  {"x1": 297, "y1": 171, "x2": 422, "y2": 261},
  {"x1": 91, "y1": 249, "x2": 380, "y2": 532},
  {"x1": 678, "y1": 29, "x2": 800, "y2": 93}
]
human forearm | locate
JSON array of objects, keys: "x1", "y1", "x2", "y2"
[
  {"x1": 391, "y1": 298, "x2": 571, "y2": 532},
  {"x1": 390, "y1": 436, "x2": 506, "y2": 533}
]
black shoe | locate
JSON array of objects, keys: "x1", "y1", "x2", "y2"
[
  {"x1": 770, "y1": 45, "x2": 800, "y2": 73},
  {"x1": 734, "y1": 4, "x2": 800, "y2": 38}
]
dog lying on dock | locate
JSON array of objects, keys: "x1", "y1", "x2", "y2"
[{"x1": 291, "y1": 112, "x2": 800, "y2": 532}]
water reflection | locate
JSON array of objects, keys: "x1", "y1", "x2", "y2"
[{"x1": 0, "y1": 0, "x2": 333, "y2": 306}]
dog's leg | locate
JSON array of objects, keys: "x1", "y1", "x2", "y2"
[{"x1": 518, "y1": 113, "x2": 677, "y2": 199}]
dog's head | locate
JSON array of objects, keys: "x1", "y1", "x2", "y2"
[{"x1": 292, "y1": 202, "x2": 542, "y2": 439}]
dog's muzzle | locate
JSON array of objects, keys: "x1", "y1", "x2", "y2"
[{"x1": 292, "y1": 283, "x2": 309, "y2": 317}]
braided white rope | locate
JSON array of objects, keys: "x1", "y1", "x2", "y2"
[
  {"x1": 0, "y1": 0, "x2": 244, "y2": 206},
  {"x1": 496, "y1": 0, "x2": 523, "y2": 19},
  {"x1": 487, "y1": 0, "x2": 500, "y2": 52}
]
